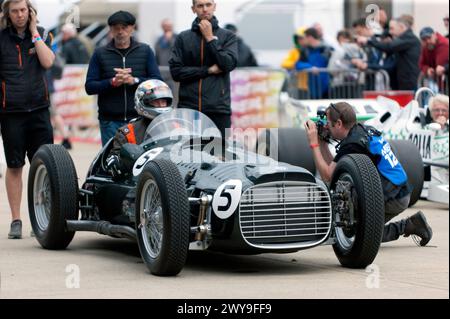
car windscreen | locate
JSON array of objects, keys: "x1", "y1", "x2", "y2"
[{"x1": 144, "y1": 109, "x2": 222, "y2": 143}]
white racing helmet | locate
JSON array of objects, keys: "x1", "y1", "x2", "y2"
[{"x1": 134, "y1": 79, "x2": 173, "y2": 120}]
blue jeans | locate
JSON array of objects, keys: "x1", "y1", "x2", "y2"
[{"x1": 99, "y1": 120, "x2": 128, "y2": 146}]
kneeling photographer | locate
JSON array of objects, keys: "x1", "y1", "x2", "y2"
[{"x1": 304, "y1": 102, "x2": 433, "y2": 245}]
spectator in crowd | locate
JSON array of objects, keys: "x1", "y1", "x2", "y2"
[
  {"x1": 313, "y1": 22, "x2": 336, "y2": 49},
  {"x1": 46, "y1": 53, "x2": 73, "y2": 150},
  {"x1": 154, "y1": 18, "x2": 177, "y2": 66},
  {"x1": 357, "y1": 16, "x2": 421, "y2": 91},
  {"x1": 85, "y1": 11, "x2": 162, "y2": 146},
  {"x1": 428, "y1": 94, "x2": 449, "y2": 131},
  {"x1": 169, "y1": 0, "x2": 238, "y2": 139},
  {"x1": 427, "y1": 94, "x2": 449, "y2": 185},
  {"x1": 0, "y1": 0, "x2": 55, "y2": 239},
  {"x1": 328, "y1": 30, "x2": 367, "y2": 98},
  {"x1": 106, "y1": 80, "x2": 173, "y2": 178},
  {"x1": 60, "y1": 23, "x2": 90, "y2": 64},
  {"x1": 444, "y1": 15, "x2": 449, "y2": 39},
  {"x1": 419, "y1": 27, "x2": 449, "y2": 82},
  {"x1": 352, "y1": 17, "x2": 396, "y2": 90},
  {"x1": 304, "y1": 102, "x2": 433, "y2": 246},
  {"x1": 224, "y1": 23, "x2": 257, "y2": 67},
  {"x1": 57, "y1": 23, "x2": 91, "y2": 149},
  {"x1": 312, "y1": 22, "x2": 325, "y2": 44},
  {"x1": 376, "y1": 7, "x2": 390, "y2": 39},
  {"x1": 399, "y1": 14, "x2": 414, "y2": 29},
  {"x1": 295, "y1": 27, "x2": 333, "y2": 99},
  {"x1": 281, "y1": 27, "x2": 309, "y2": 98}
]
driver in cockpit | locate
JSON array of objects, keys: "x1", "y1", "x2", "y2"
[{"x1": 106, "y1": 79, "x2": 173, "y2": 177}]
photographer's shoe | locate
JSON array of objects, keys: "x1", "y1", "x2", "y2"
[
  {"x1": 8, "y1": 220, "x2": 22, "y2": 239},
  {"x1": 404, "y1": 211, "x2": 433, "y2": 246}
]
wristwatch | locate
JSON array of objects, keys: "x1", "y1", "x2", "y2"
[{"x1": 134, "y1": 77, "x2": 140, "y2": 84}]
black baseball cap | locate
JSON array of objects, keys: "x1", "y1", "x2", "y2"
[
  {"x1": 108, "y1": 11, "x2": 136, "y2": 26},
  {"x1": 420, "y1": 27, "x2": 434, "y2": 39}
]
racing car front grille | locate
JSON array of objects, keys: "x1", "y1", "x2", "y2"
[{"x1": 239, "y1": 181, "x2": 332, "y2": 249}]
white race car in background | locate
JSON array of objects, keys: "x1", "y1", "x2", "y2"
[{"x1": 365, "y1": 88, "x2": 449, "y2": 205}]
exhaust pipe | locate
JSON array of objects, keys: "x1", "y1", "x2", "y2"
[{"x1": 66, "y1": 220, "x2": 136, "y2": 241}]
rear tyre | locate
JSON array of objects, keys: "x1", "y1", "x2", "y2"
[
  {"x1": 389, "y1": 140, "x2": 424, "y2": 207},
  {"x1": 259, "y1": 128, "x2": 316, "y2": 175}
]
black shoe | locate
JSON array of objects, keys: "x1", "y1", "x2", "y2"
[
  {"x1": 8, "y1": 220, "x2": 22, "y2": 239},
  {"x1": 61, "y1": 138, "x2": 72, "y2": 150},
  {"x1": 404, "y1": 211, "x2": 433, "y2": 246}
]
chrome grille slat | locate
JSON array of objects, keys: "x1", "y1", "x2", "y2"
[
  {"x1": 240, "y1": 211, "x2": 330, "y2": 219},
  {"x1": 240, "y1": 206, "x2": 331, "y2": 213},
  {"x1": 239, "y1": 181, "x2": 332, "y2": 249},
  {"x1": 245, "y1": 232, "x2": 329, "y2": 239},
  {"x1": 242, "y1": 226, "x2": 330, "y2": 234},
  {"x1": 240, "y1": 216, "x2": 331, "y2": 223},
  {"x1": 240, "y1": 199, "x2": 330, "y2": 207},
  {"x1": 241, "y1": 222, "x2": 331, "y2": 229}
]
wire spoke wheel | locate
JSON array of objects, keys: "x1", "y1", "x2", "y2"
[{"x1": 140, "y1": 180, "x2": 164, "y2": 259}]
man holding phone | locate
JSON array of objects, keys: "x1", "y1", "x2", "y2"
[
  {"x1": 0, "y1": 0, "x2": 55, "y2": 239},
  {"x1": 85, "y1": 10, "x2": 162, "y2": 146}
]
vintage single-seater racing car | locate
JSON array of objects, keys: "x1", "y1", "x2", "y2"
[{"x1": 29, "y1": 109, "x2": 386, "y2": 276}]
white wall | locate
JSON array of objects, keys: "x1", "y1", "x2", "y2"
[{"x1": 410, "y1": 0, "x2": 448, "y2": 35}]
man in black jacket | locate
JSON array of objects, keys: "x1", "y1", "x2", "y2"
[
  {"x1": 224, "y1": 23, "x2": 258, "y2": 67},
  {"x1": 0, "y1": 0, "x2": 55, "y2": 239},
  {"x1": 60, "y1": 23, "x2": 90, "y2": 64},
  {"x1": 169, "y1": 0, "x2": 238, "y2": 139},
  {"x1": 357, "y1": 16, "x2": 421, "y2": 90},
  {"x1": 85, "y1": 11, "x2": 162, "y2": 146}
]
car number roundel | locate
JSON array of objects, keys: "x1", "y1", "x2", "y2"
[
  {"x1": 133, "y1": 148, "x2": 164, "y2": 176},
  {"x1": 212, "y1": 180, "x2": 243, "y2": 220}
]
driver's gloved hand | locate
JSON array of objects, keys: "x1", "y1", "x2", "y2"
[{"x1": 106, "y1": 155, "x2": 122, "y2": 178}]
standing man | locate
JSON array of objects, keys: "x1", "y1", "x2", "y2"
[
  {"x1": 224, "y1": 23, "x2": 258, "y2": 67},
  {"x1": 0, "y1": 0, "x2": 55, "y2": 239},
  {"x1": 85, "y1": 11, "x2": 162, "y2": 146},
  {"x1": 357, "y1": 17, "x2": 421, "y2": 91},
  {"x1": 154, "y1": 18, "x2": 177, "y2": 66},
  {"x1": 60, "y1": 23, "x2": 90, "y2": 64},
  {"x1": 169, "y1": 0, "x2": 238, "y2": 139}
]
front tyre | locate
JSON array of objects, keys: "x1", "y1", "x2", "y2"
[
  {"x1": 332, "y1": 154, "x2": 385, "y2": 268},
  {"x1": 28, "y1": 145, "x2": 79, "y2": 250},
  {"x1": 135, "y1": 159, "x2": 190, "y2": 276}
]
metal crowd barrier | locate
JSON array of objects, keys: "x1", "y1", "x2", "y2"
[
  {"x1": 286, "y1": 68, "x2": 391, "y2": 100},
  {"x1": 418, "y1": 73, "x2": 449, "y2": 96}
]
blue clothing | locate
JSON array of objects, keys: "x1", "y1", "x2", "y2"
[
  {"x1": 367, "y1": 134, "x2": 408, "y2": 186},
  {"x1": 295, "y1": 45, "x2": 332, "y2": 98},
  {"x1": 334, "y1": 124, "x2": 411, "y2": 200},
  {"x1": 100, "y1": 120, "x2": 128, "y2": 147}
]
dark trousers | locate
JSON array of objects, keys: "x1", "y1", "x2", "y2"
[
  {"x1": 203, "y1": 112, "x2": 231, "y2": 140},
  {"x1": 382, "y1": 194, "x2": 411, "y2": 243}
]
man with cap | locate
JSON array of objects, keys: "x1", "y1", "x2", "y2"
[
  {"x1": 419, "y1": 27, "x2": 449, "y2": 79},
  {"x1": 85, "y1": 10, "x2": 162, "y2": 146}
]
